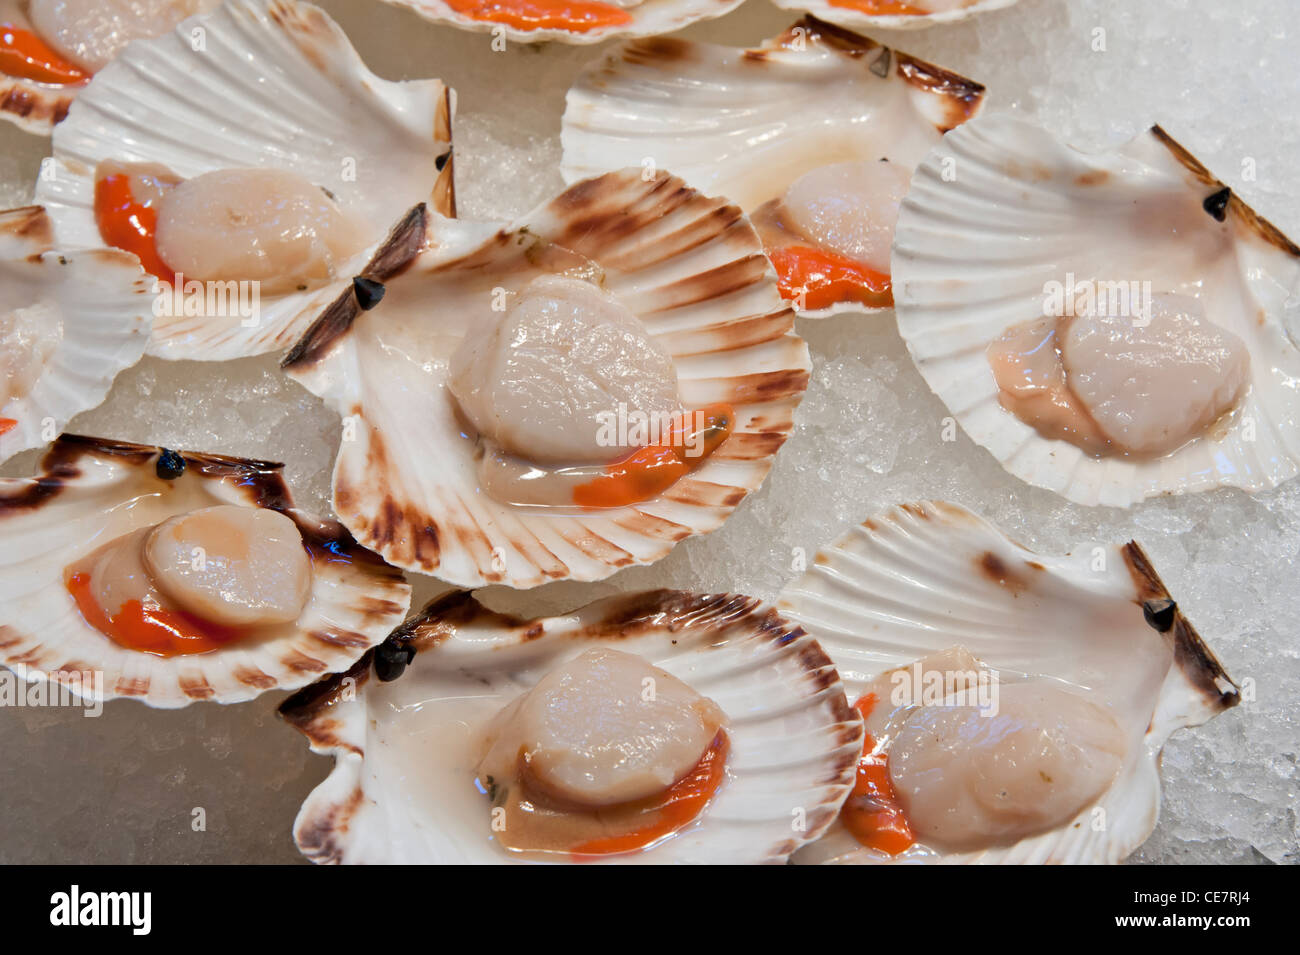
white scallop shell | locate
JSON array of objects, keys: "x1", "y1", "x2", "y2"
[
  {"x1": 561, "y1": 16, "x2": 985, "y2": 318},
  {"x1": 777, "y1": 500, "x2": 1239, "y2": 864},
  {"x1": 0, "y1": 435, "x2": 411, "y2": 708},
  {"x1": 281, "y1": 589, "x2": 864, "y2": 864},
  {"x1": 0, "y1": 206, "x2": 151, "y2": 465},
  {"x1": 377, "y1": 0, "x2": 746, "y2": 46},
  {"x1": 283, "y1": 169, "x2": 810, "y2": 589},
  {"x1": 32, "y1": 0, "x2": 455, "y2": 361},
  {"x1": 771, "y1": 0, "x2": 1021, "y2": 32},
  {"x1": 892, "y1": 116, "x2": 1300, "y2": 507}
]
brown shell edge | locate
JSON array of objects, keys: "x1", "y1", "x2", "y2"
[
  {"x1": 0, "y1": 76, "x2": 76, "y2": 134},
  {"x1": 1121, "y1": 540, "x2": 1240, "y2": 712},
  {"x1": 1, "y1": 433, "x2": 393, "y2": 573},
  {"x1": 281, "y1": 203, "x2": 431, "y2": 370},
  {"x1": 1151, "y1": 124, "x2": 1300, "y2": 258},
  {"x1": 767, "y1": 16, "x2": 985, "y2": 131}
]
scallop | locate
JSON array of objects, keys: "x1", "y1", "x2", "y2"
[
  {"x1": 0, "y1": 206, "x2": 151, "y2": 465},
  {"x1": 562, "y1": 17, "x2": 985, "y2": 317},
  {"x1": 478, "y1": 647, "x2": 726, "y2": 810},
  {"x1": 279, "y1": 589, "x2": 862, "y2": 864},
  {"x1": 893, "y1": 115, "x2": 1300, "y2": 506},
  {"x1": 34, "y1": 0, "x2": 455, "y2": 359},
  {"x1": 283, "y1": 169, "x2": 809, "y2": 588},
  {"x1": 28, "y1": 0, "x2": 215, "y2": 73},
  {"x1": 141, "y1": 506, "x2": 313, "y2": 628},
  {"x1": 779, "y1": 501, "x2": 1239, "y2": 864},
  {"x1": 889, "y1": 681, "x2": 1127, "y2": 851},
  {"x1": 447, "y1": 274, "x2": 680, "y2": 465},
  {"x1": 0, "y1": 435, "x2": 410, "y2": 708},
  {"x1": 154, "y1": 169, "x2": 364, "y2": 296},
  {"x1": 782, "y1": 160, "x2": 911, "y2": 275},
  {"x1": 1060, "y1": 295, "x2": 1250, "y2": 456}
]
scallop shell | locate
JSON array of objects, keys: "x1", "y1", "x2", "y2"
[
  {"x1": 892, "y1": 116, "x2": 1300, "y2": 507},
  {"x1": 282, "y1": 169, "x2": 810, "y2": 589},
  {"x1": 771, "y1": 0, "x2": 1021, "y2": 32},
  {"x1": 561, "y1": 16, "x2": 985, "y2": 318},
  {"x1": 280, "y1": 589, "x2": 863, "y2": 864},
  {"x1": 377, "y1": 0, "x2": 746, "y2": 46},
  {"x1": 32, "y1": 0, "x2": 455, "y2": 361},
  {"x1": 0, "y1": 206, "x2": 151, "y2": 465},
  {"x1": 0, "y1": 434, "x2": 411, "y2": 708},
  {"x1": 777, "y1": 500, "x2": 1239, "y2": 864},
  {"x1": 0, "y1": 64, "x2": 79, "y2": 136}
]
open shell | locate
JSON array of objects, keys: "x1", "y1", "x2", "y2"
[
  {"x1": 777, "y1": 500, "x2": 1239, "y2": 864},
  {"x1": 0, "y1": 435, "x2": 411, "y2": 708},
  {"x1": 771, "y1": 0, "x2": 1021, "y2": 32},
  {"x1": 561, "y1": 16, "x2": 985, "y2": 318},
  {"x1": 0, "y1": 206, "x2": 151, "y2": 465},
  {"x1": 893, "y1": 116, "x2": 1300, "y2": 507},
  {"x1": 32, "y1": 0, "x2": 455, "y2": 361},
  {"x1": 283, "y1": 169, "x2": 809, "y2": 589},
  {"x1": 377, "y1": 0, "x2": 747, "y2": 46},
  {"x1": 280, "y1": 589, "x2": 863, "y2": 864}
]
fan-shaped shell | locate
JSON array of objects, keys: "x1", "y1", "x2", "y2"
[
  {"x1": 0, "y1": 206, "x2": 151, "y2": 465},
  {"x1": 376, "y1": 0, "x2": 746, "y2": 46},
  {"x1": 561, "y1": 16, "x2": 985, "y2": 317},
  {"x1": 777, "y1": 500, "x2": 1239, "y2": 864},
  {"x1": 32, "y1": 0, "x2": 455, "y2": 361},
  {"x1": 283, "y1": 169, "x2": 810, "y2": 589},
  {"x1": 280, "y1": 589, "x2": 863, "y2": 864},
  {"x1": 0, "y1": 434, "x2": 411, "y2": 708},
  {"x1": 892, "y1": 116, "x2": 1300, "y2": 507},
  {"x1": 771, "y1": 0, "x2": 1021, "y2": 32}
]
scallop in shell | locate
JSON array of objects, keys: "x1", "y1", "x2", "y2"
[
  {"x1": 770, "y1": 0, "x2": 1021, "y2": 32},
  {"x1": 0, "y1": 435, "x2": 411, "y2": 708},
  {"x1": 0, "y1": 205, "x2": 151, "y2": 465},
  {"x1": 282, "y1": 169, "x2": 810, "y2": 589},
  {"x1": 280, "y1": 589, "x2": 863, "y2": 864},
  {"x1": 778, "y1": 501, "x2": 1239, "y2": 864},
  {"x1": 33, "y1": 0, "x2": 455, "y2": 361},
  {"x1": 561, "y1": 16, "x2": 985, "y2": 317},
  {"x1": 376, "y1": 0, "x2": 746, "y2": 46},
  {"x1": 892, "y1": 115, "x2": 1300, "y2": 507},
  {"x1": 0, "y1": 0, "x2": 220, "y2": 135}
]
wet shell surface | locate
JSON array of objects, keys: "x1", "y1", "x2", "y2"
[
  {"x1": 33, "y1": 0, "x2": 455, "y2": 361},
  {"x1": 0, "y1": 435, "x2": 411, "y2": 708},
  {"x1": 777, "y1": 500, "x2": 1239, "y2": 864},
  {"x1": 283, "y1": 169, "x2": 810, "y2": 589},
  {"x1": 893, "y1": 115, "x2": 1300, "y2": 507},
  {"x1": 377, "y1": 0, "x2": 747, "y2": 46},
  {"x1": 280, "y1": 589, "x2": 863, "y2": 864},
  {"x1": 771, "y1": 0, "x2": 1021, "y2": 32},
  {"x1": 561, "y1": 16, "x2": 985, "y2": 317},
  {"x1": 0, "y1": 206, "x2": 151, "y2": 465}
]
